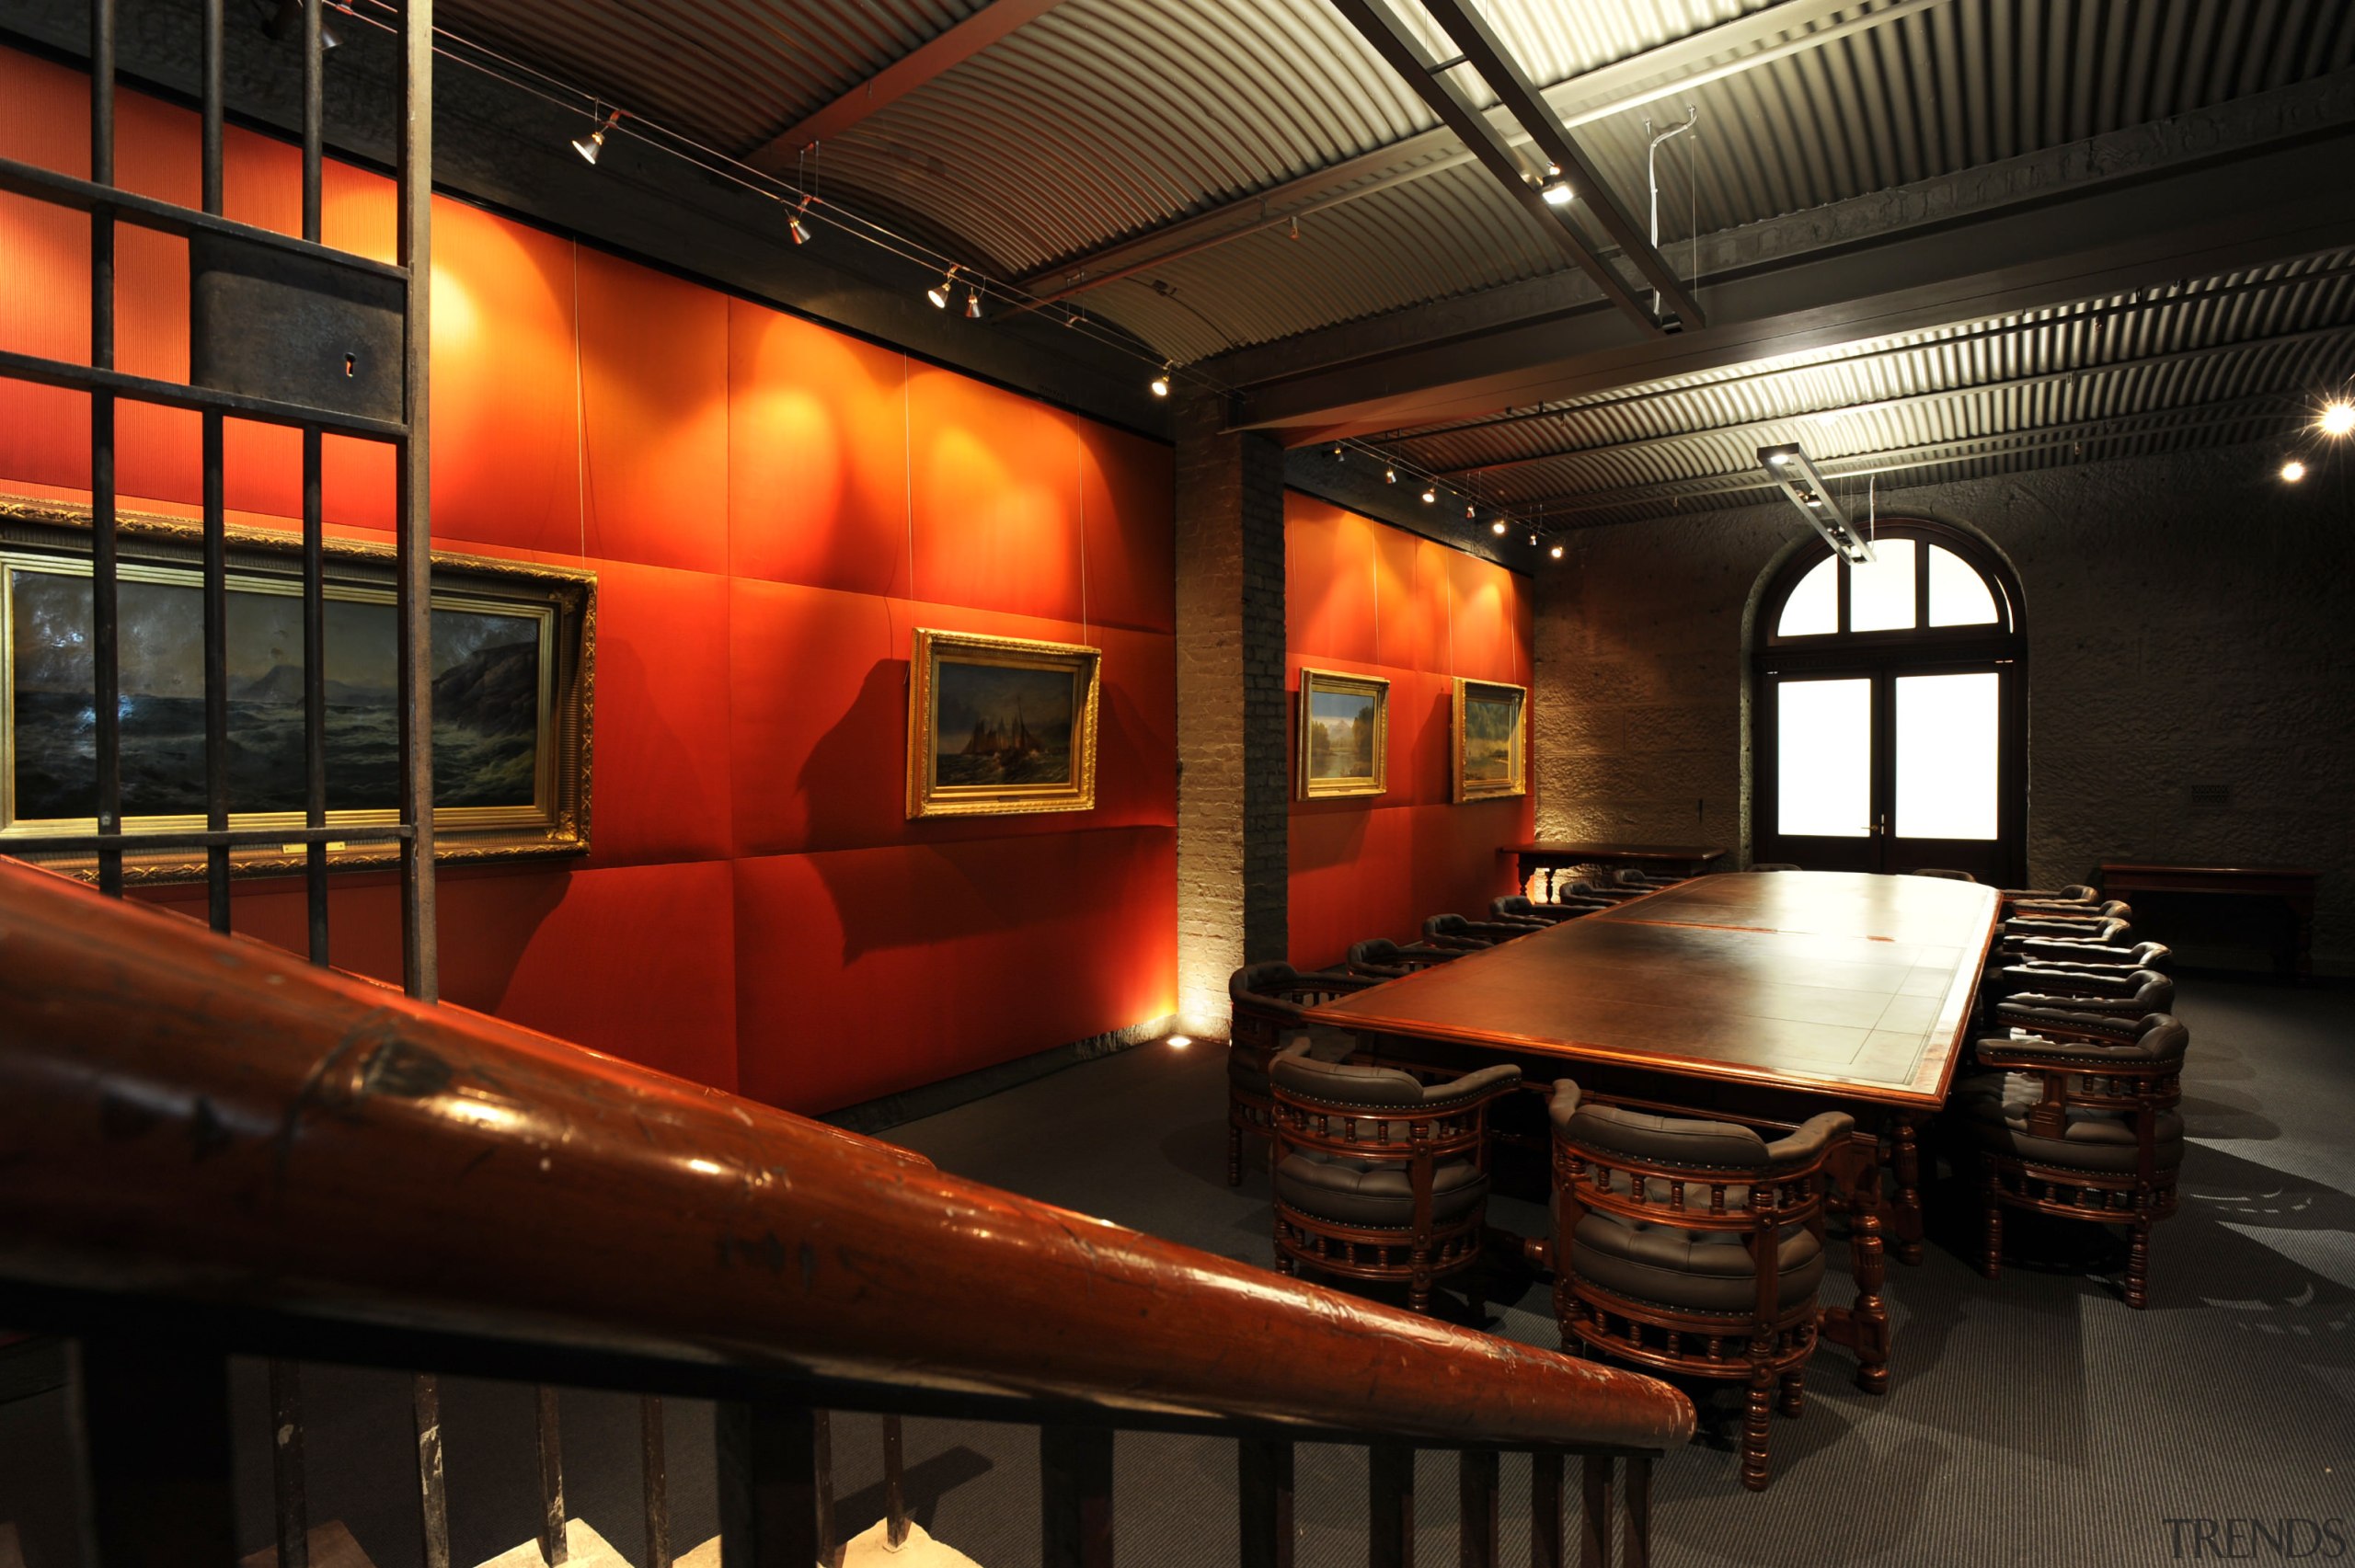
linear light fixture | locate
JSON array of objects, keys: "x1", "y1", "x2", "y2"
[{"x1": 1759, "y1": 443, "x2": 1875, "y2": 564}]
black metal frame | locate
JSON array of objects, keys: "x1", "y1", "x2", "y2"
[{"x1": 1752, "y1": 520, "x2": 2028, "y2": 885}]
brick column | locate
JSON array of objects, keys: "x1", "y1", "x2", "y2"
[{"x1": 1173, "y1": 395, "x2": 1288, "y2": 1032}]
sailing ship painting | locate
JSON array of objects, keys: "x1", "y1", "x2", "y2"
[
  {"x1": 932, "y1": 661, "x2": 1076, "y2": 788},
  {"x1": 6, "y1": 564, "x2": 545, "y2": 824}
]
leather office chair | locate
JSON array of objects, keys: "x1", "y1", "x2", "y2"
[
  {"x1": 2008, "y1": 936, "x2": 2171, "y2": 973},
  {"x1": 2000, "y1": 914, "x2": 2133, "y2": 955},
  {"x1": 1909, "y1": 867, "x2": 1977, "y2": 881},
  {"x1": 1547, "y1": 1083, "x2": 1852, "y2": 1491},
  {"x1": 2001, "y1": 883, "x2": 2099, "y2": 914},
  {"x1": 2007, "y1": 898, "x2": 2132, "y2": 931},
  {"x1": 1345, "y1": 936, "x2": 1464, "y2": 979},
  {"x1": 1987, "y1": 967, "x2": 2175, "y2": 1021},
  {"x1": 1949, "y1": 1010, "x2": 2188, "y2": 1309},
  {"x1": 1269, "y1": 1047, "x2": 1520, "y2": 1313},
  {"x1": 1492, "y1": 894, "x2": 1591, "y2": 925},
  {"x1": 1225, "y1": 963, "x2": 1370, "y2": 1187}
]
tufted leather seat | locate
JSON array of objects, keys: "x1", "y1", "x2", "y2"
[
  {"x1": 1223, "y1": 963, "x2": 1368, "y2": 1186},
  {"x1": 1345, "y1": 936, "x2": 1462, "y2": 978},
  {"x1": 1269, "y1": 1051, "x2": 1519, "y2": 1313},
  {"x1": 1992, "y1": 967, "x2": 2175, "y2": 1020},
  {"x1": 1547, "y1": 1082, "x2": 1851, "y2": 1490},
  {"x1": 1492, "y1": 894, "x2": 1586, "y2": 925},
  {"x1": 1948, "y1": 1011, "x2": 2190, "y2": 1309}
]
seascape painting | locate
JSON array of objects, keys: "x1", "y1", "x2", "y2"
[
  {"x1": 931, "y1": 659, "x2": 1076, "y2": 789},
  {"x1": 6, "y1": 566, "x2": 545, "y2": 823},
  {"x1": 1453, "y1": 678, "x2": 1526, "y2": 801},
  {"x1": 1305, "y1": 689, "x2": 1378, "y2": 781},
  {"x1": 1297, "y1": 669, "x2": 1387, "y2": 798},
  {"x1": 907, "y1": 628, "x2": 1100, "y2": 818}
]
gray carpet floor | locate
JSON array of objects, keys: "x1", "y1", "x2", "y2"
[{"x1": 1, "y1": 979, "x2": 2345, "y2": 1567}]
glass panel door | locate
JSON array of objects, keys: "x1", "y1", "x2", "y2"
[
  {"x1": 1887, "y1": 667, "x2": 2009, "y2": 882},
  {"x1": 1765, "y1": 674, "x2": 1876, "y2": 870}
]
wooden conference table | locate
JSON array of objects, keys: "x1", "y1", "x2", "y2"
[{"x1": 1304, "y1": 870, "x2": 2004, "y2": 1393}]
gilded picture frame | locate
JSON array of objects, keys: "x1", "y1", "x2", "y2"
[
  {"x1": 1297, "y1": 667, "x2": 1388, "y2": 799},
  {"x1": 0, "y1": 495, "x2": 594, "y2": 884},
  {"x1": 1452, "y1": 677, "x2": 1527, "y2": 802},
  {"x1": 907, "y1": 627, "x2": 1101, "y2": 819}
]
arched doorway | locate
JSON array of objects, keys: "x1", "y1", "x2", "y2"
[{"x1": 1752, "y1": 521, "x2": 2026, "y2": 884}]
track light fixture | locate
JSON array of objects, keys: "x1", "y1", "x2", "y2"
[
  {"x1": 964, "y1": 287, "x2": 982, "y2": 319},
  {"x1": 1540, "y1": 179, "x2": 1574, "y2": 206},
  {"x1": 1149, "y1": 363, "x2": 1171, "y2": 397},
  {"x1": 572, "y1": 107, "x2": 620, "y2": 166},
  {"x1": 1465, "y1": 502, "x2": 1476, "y2": 519},
  {"x1": 1420, "y1": 486, "x2": 1436, "y2": 504},
  {"x1": 787, "y1": 197, "x2": 812, "y2": 245},
  {"x1": 1384, "y1": 466, "x2": 1396, "y2": 483},
  {"x1": 262, "y1": 0, "x2": 340, "y2": 50},
  {"x1": 1490, "y1": 519, "x2": 1508, "y2": 535},
  {"x1": 926, "y1": 266, "x2": 959, "y2": 309},
  {"x1": 2321, "y1": 401, "x2": 2355, "y2": 437},
  {"x1": 1759, "y1": 443, "x2": 1874, "y2": 563},
  {"x1": 1549, "y1": 543, "x2": 1565, "y2": 560},
  {"x1": 2281, "y1": 459, "x2": 2308, "y2": 483}
]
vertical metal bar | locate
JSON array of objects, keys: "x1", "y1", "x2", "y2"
[
  {"x1": 536, "y1": 1384, "x2": 569, "y2": 1564},
  {"x1": 1237, "y1": 1437, "x2": 1293, "y2": 1568},
  {"x1": 301, "y1": 0, "x2": 329, "y2": 966},
  {"x1": 1576, "y1": 1457, "x2": 1611, "y2": 1568},
  {"x1": 1529, "y1": 1452, "x2": 1563, "y2": 1568},
  {"x1": 396, "y1": 0, "x2": 438, "y2": 1001},
  {"x1": 1368, "y1": 1444, "x2": 1413, "y2": 1568},
  {"x1": 714, "y1": 1399, "x2": 821, "y2": 1568},
  {"x1": 200, "y1": 0, "x2": 230, "y2": 931},
  {"x1": 1617, "y1": 1458, "x2": 1649, "y2": 1568},
  {"x1": 415, "y1": 1374, "x2": 452, "y2": 1568},
  {"x1": 270, "y1": 1359, "x2": 312, "y2": 1568},
  {"x1": 89, "y1": 0, "x2": 122, "y2": 898},
  {"x1": 641, "y1": 1396, "x2": 672, "y2": 1568},
  {"x1": 881, "y1": 1415, "x2": 909, "y2": 1550},
  {"x1": 1457, "y1": 1451, "x2": 1497, "y2": 1568},
  {"x1": 1040, "y1": 1425, "x2": 1114, "y2": 1568},
  {"x1": 70, "y1": 1337, "x2": 238, "y2": 1566}
]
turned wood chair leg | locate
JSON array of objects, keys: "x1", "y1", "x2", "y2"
[
  {"x1": 1226, "y1": 1118, "x2": 1243, "y2": 1187},
  {"x1": 2127, "y1": 1215, "x2": 2152, "y2": 1310},
  {"x1": 1777, "y1": 1367, "x2": 1805, "y2": 1419},
  {"x1": 1982, "y1": 1168, "x2": 2005, "y2": 1282},
  {"x1": 1408, "y1": 1248, "x2": 1432, "y2": 1315},
  {"x1": 1740, "y1": 1340, "x2": 1774, "y2": 1492}
]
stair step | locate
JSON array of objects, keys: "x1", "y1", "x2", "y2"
[
  {"x1": 238, "y1": 1519, "x2": 377, "y2": 1568},
  {"x1": 473, "y1": 1518, "x2": 631, "y2": 1568}
]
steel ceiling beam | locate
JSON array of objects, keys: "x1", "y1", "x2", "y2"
[
  {"x1": 743, "y1": 0, "x2": 1074, "y2": 171},
  {"x1": 1228, "y1": 105, "x2": 2355, "y2": 439},
  {"x1": 1011, "y1": 0, "x2": 1952, "y2": 304},
  {"x1": 1326, "y1": 0, "x2": 1662, "y2": 334},
  {"x1": 1416, "y1": 0, "x2": 1703, "y2": 328}
]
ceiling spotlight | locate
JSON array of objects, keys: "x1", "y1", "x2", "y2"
[
  {"x1": 787, "y1": 197, "x2": 812, "y2": 245},
  {"x1": 1760, "y1": 442, "x2": 1874, "y2": 564},
  {"x1": 1490, "y1": 519, "x2": 1508, "y2": 535},
  {"x1": 964, "y1": 287, "x2": 982, "y2": 319},
  {"x1": 1540, "y1": 180, "x2": 1574, "y2": 206},
  {"x1": 1384, "y1": 466, "x2": 1396, "y2": 483},
  {"x1": 2321, "y1": 401, "x2": 2355, "y2": 437},
  {"x1": 1289, "y1": 215, "x2": 1302, "y2": 240},
  {"x1": 1333, "y1": 444, "x2": 1345, "y2": 459},
  {"x1": 1420, "y1": 486, "x2": 1436, "y2": 504},
  {"x1": 1465, "y1": 502, "x2": 1476, "y2": 519},
  {"x1": 1149, "y1": 363, "x2": 1171, "y2": 397},
  {"x1": 2281, "y1": 459, "x2": 2308, "y2": 483},
  {"x1": 926, "y1": 266, "x2": 959, "y2": 309},
  {"x1": 571, "y1": 108, "x2": 621, "y2": 166},
  {"x1": 1549, "y1": 543, "x2": 1565, "y2": 559},
  {"x1": 262, "y1": 0, "x2": 340, "y2": 50},
  {"x1": 1528, "y1": 532, "x2": 1538, "y2": 546}
]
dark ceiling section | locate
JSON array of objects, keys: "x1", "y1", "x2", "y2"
[{"x1": 431, "y1": 0, "x2": 2355, "y2": 529}]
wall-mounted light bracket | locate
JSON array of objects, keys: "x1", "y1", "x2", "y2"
[{"x1": 1758, "y1": 443, "x2": 1875, "y2": 564}]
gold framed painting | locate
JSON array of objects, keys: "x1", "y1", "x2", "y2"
[
  {"x1": 0, "y1": 494, "x2": 595, "y2": 884},
  {"x1": 1297, "y1": 667, "x2": 1388, "y2": 799},
  {"x1": 907, "y1": 628, "x2": 1100, "y2": 818},
  {"x1": 1452, "y1": 677, "x2": 1527, "y2": 802}
]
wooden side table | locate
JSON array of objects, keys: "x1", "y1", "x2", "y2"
[{"x1": 2097, "y1": 864, "x2": 2320, "y2": 979}]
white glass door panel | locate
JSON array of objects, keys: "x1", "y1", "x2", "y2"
[
  {"x1": 1775, "y1": 677, "x2": 1872, "y2": 838},
  {"x1": 1894, "y1": 671, "x2": 2000, "y2": 840}
]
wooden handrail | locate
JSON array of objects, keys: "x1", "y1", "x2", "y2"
[{"x1": 0, "y1": 858, "x2": 1692, "y2": 1453}]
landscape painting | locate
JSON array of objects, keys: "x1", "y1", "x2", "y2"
[
  {"x1": 908, "y1": 628, "x2": 1100, "y2": 818},
  {"x1": 6, "y1": 562, "x2": 547, "y2": 826},
  {"x1": 1453, "y1": 678, "x2": 1526, "y2": 801},
  {"x1": 1298, "y1": 668, "x2": 1387, "y2": 798}
]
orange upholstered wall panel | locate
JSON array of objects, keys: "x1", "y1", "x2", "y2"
[
  {"x1": 0, "y1": 45, "x2": 1178, "y2": 1115},
  {"x1": 1284, "y1": 492, "x2": 1534, "y2": 971}
]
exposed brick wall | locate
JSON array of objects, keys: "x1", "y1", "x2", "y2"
[
  {"x1": 1173, "y1": 398, "x2": 1290, "y2": 1026},
  {"x1": 1533, "y1": 441, "x2": 2355, "y2": 969}
]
